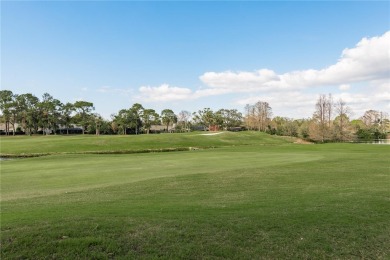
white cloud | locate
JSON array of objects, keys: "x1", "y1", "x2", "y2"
[
  {"x1": 200, "y1": 69, "x2": 279, "y2": 91},
  {"x1": 236, "y1": 92, "x2": 317, "y2": 118},
  {"x1": 194, "y1": 87, "x2": 233, "y2": 97},
  {"x1": 138, "y1": 84, "x2": 193, "y2": 102},
  {"x1": 136, "y1": 31, "x2": 389, "y2": 118},
  {"x1": 339, "y1": 84, "x2": 351, "y2": 91},
  {"x1": 137, "y1": 84, "x2": 237, "y2": 102},
  {"x1": 316, "y1": 32, "x2": 390, "y2": 84},
  {"x1": 371, "y1": 79, "x2": 390, "y2": 94},
  {"x1": 200, "y1": 31, "x2": 390, "y2": 91}
]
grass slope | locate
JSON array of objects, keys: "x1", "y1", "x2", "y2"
[
  {"x1": 0, "y1": 131, "x2": 290, "y2": 156},
  {"x1": 1, "y1": 133, "x2": 389, "y2": 259}
]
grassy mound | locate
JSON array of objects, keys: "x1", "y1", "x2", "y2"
[{"x1": 0, "y1": 131, "x2": 291, "y2": 156}]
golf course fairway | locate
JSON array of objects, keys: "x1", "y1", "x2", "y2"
[{"x1": 1, "y1": 132, "x2": 389, "y2": 259}]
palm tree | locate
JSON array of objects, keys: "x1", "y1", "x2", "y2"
[
  {"x1": 74, "y1": 101, "x2": 94, "y2": 134},
  {"x1": 0, "y1": 90, "x2": 15, "y2": 135},
  {"x1": 142, "y1": 109, "x2": 159, "y2": 134},
  {"x1": 129, "y1": 103, "x2": 144, "y2": 135},
  {"x1": 60, "y1": 102, "x2": 75, "y2": 135}
]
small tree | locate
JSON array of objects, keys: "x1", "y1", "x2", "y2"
[
  {"x1": 310, "y1": 94, "x2": 333, "y2": 142},
  {"x1": 129, "y1": 103, "x2": 144, "y2": 135},
  {"x1": 74, "y1": 101, "x2": 94, "y2": 134},
  {"x1": 216, "y1": 109, "x2": 243, "y2": 130},
  {"x1": 333, "y1": 98, "x2": 353, "y2": 141},
  {"x1": 60, "y1": 102, "x2": 75, "y2": 135},
  {"x1": 161, "y1": 109, "x2": 177, "y2": 132},
  {"x1": 113, "y1": 109, "x2": 131, "y2": 135},
  {"x1": 244, "y1": 102, "x2": 272, "y2": 132},
  {"x1": 91, "y1": 113, "x2": 104, "y2": 135},
  {"x1": 177, "y1": 110, "x2": 191, "y2": 132},
  {"x1": 0, "y1": 90, "x2": 14, "y2": 135},
  {"x1": 16, "y1": 93, "x2": 40, "y2": 135},
  {"x1": 142, "y1": 109, "x2": 160, "y2": 134},
  {"x1": 358, "y1": 110, "x2": 389, "y2": 140},
  {"x1": 193, "y1": 108, "x2": 215, "y2": 130}
]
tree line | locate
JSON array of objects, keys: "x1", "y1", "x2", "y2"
[
  {"x1": 244, "y1": 94, "x2": 389, "y2": 142},
  {"x1": 0, "y1": 90, "x2": 388, "y2": 141},
  {"x1": 0, "y1": 90, "x2": 243, "y2": 136}
]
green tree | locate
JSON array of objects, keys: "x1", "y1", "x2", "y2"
[
  {"x1": 38, "y1": 93, "x2": 62, "y2": 135},
  {"x1": 88, "y1": 113, "x2": 104, "y2": 135},
  {"x1": 8, "y1": 95, "x2": 19, "y2": 135},
  {"x1": 16, "y1": 93, "x2": 39, "y2": 135},
  {"x1": 74, "y1": 101, "x2": 94, "y2": 134},
  {"x1": 297, "y1": 119, "x2": 310, "y2": 139},
  {"x1": 99, "y1": 119, "x2": 114, "y2": 135},
  {"x1": 270, "y1": 117, "x2": 298, "y2": 137},
  {"x1": 161, "y1": 109, "x2": 177, "y2": 132},
  {"x1": 0, "y1": 90, "x2": 15, "y2": 135},
  {"x1": 216, "y1": 109, "x2": 243, "y2": 130},
  {"x1": 333, "y1": 114, "x2": 353, "y2": 141},
  {"x1": 38, "y1": 93, "x2": 54, "y2": 135},
  {"x1": 60, "y1": 102, "x2": 75, "y2": 135},
  {"x1": 356, "y1": 110, "x2": 389, "y2": 141},
  {"x1": 129, "y1": 103, "x2": 144, "y2": 135},
  {"x1": 113, "y1": 109, "x2": 131, "y2": 135},
  {"x1": 51, "y1": 99, "x2": 62, "y2": 134},
  {"x1": 192, "y1": 108, "x2": 215, "y2": 130},
  {"x1": 142, "y1": 109, "x2": 159, "y2": 134}
]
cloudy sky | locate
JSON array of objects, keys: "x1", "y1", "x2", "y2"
[{"x1": 2, "y1": 1, "x2": 389, "y2": 119}]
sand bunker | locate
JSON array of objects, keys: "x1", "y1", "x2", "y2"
[{"x1": 199, "y1": 132, "x2": 224, "y2": 136}]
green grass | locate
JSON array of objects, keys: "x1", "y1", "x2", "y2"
[
  {"x1": 0, "y1": 131, "x2": 290, "y2": 156},
  {"x1": 1, "y1": 132, "x2": 389, "y2": 259}
]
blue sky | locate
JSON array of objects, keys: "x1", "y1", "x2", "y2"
[{"x1": 2, "y1": 1, "x2": 389, "y2": 119}]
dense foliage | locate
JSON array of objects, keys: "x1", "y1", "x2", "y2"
[{"x1": 0, "y1": 90, "x2": 388, "y2": 141}]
